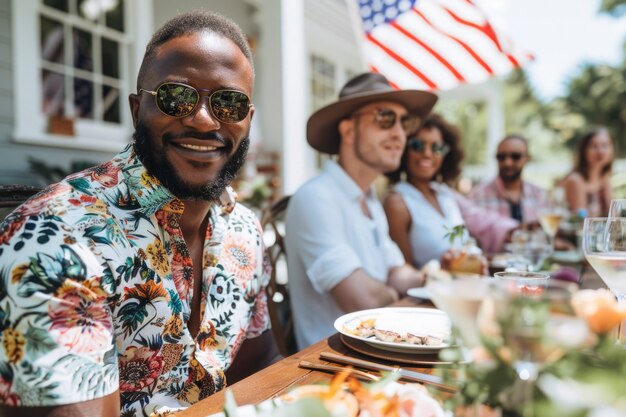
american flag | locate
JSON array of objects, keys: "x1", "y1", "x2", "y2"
[{"x1": 355, "y1": 0, "x2": 533, "y2": 91}]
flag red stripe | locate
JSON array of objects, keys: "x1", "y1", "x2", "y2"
[
  {"x1": 442, "y1": 6, "x2": 525, "y2": 68},
  {"x1": 367, "y1": 33, "x2": 438, "y2": 89},
  {"x1": 358, "y1": 0, "x2": 531, "y2": 90},
  {"x1": 369, "y1": 65, "x2": 401, "y2": 90},
  {"x1": 390, "y1": 20, "x2": 466, "y2": 82},
  {"x1": 442, "y1": 6, "x2": 502, "y2": 51},
  {"x1": 413, "y1": 8, "x2": 494, "y2": 75}
]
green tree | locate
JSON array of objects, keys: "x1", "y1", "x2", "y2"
[{"x1": 541, "y1": 39, "x2": 626, "y2": 158}]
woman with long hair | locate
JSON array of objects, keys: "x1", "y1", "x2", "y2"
[
  {"x1": 561, "y1": 127, "x2": 614, "y2": 217},
  {"x1": 384, "y1": 114, "x2": 517, "y2": 268}
]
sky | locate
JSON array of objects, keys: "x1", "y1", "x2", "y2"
[{"x1": 480, "y1": 0, "x2": 626, "y2": 101}]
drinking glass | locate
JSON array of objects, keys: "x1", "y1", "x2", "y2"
[
  {"x1": 494, "y1": 271, "x2": 550, "y2": 293},
  {"x1": 427, "y1": 275, "x2": 491, "y2": 349},
  {"x1": 478, "y1": 279, "x2": 588, "y2": 417},
  {"x1": 582, "y1": 217, "x2": 626, "y2": 342},
  {"x1": 538, "y1": 207, "x2": 564, "y2": 252},
  {"x1": 428, "y1": 275, "x2": 491, "y2": 417},
  {"x1": 506, "y1": 230, "x2": 552, "y2": 272},
  {"x1": 609, "y1": 199, "x2": 626, "y2": 218}
]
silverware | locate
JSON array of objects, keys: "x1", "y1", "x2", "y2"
[
  {"x1": 298, "y1": 360, "x2": 381, "y2": 381},
  {"x1": 319, "y1": 352, "x2": 458, "y2": 393}
]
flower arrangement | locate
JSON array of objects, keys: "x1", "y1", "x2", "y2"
[
  {"x1": 222, "y1": 370, "x2": 447, "y2": 417},
  {"x1": 437, "y1": 288, "x2": 626, "y2": 417}
]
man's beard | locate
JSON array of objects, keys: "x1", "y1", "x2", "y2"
[
  {"x1": 499, "y1": 169, "x2": 522, "y2": 183},
  {"x1": 132, "y1": 122, "x2": 249, "y2": 201},
  {"x1": 354, "y1": 126, "x2": 400, "y2": 174}
]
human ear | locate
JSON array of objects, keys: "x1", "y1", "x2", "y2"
[
  {"x1": 338, "y1": 119, "x2": 354, "y2": 145},
  {"x1": 128, "y1": 93, "x2": 140, "y2": 128}
]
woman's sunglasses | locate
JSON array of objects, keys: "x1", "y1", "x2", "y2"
[
  {"x1": 139, "y1": 82, "x2": 252, "y2": 123},
  {"x1": 351, "y1": 109, "x2": 420, "y2": 135},
  {"x1": 407, "y1": 137, "x2": 450, "y2": 156}
]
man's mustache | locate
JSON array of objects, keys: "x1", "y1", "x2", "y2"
[{"x1": 163, "y1": 131, "x2": 228, "y2": 145}]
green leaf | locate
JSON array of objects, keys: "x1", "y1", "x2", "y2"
[
  {"x1": 443, "y1": 224, "x2": 467, "y2": 245},
  {"x1": 118, "y1": 301, "x2": 148, "y2": 336},
  {"x1": 25, "y1": 326, "x2": 57, "y2": 356}
]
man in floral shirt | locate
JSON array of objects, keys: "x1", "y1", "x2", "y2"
[{"x1": 0, "y1": 11, "x2": 277, "y2": 417}]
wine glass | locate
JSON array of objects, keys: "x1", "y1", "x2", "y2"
[
  {"x1": 505, "y1": 230, "x2": 553, "y2": 272},
  {"x1": 582, "y1": 217, "x2": 626, "y2": 343},
  {"x1": 608, "y1": 199, "x2": 626, "y2": 218},
  {"x1": 427, "y1": 275, "x2": 491, "y2": 417},
  {"x1": 427, "y1": 275, "x2": 490, "y2": 349},
  {"x1": 478, "y1": 279, "x2": 588, "y2": 417},
  {"x1": 538, "y1": 207, "x2": 564, "y2": 252}
]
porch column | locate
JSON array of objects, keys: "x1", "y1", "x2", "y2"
[{"x1": 259, "y1": 0, "x2": 314, "y2": 196}]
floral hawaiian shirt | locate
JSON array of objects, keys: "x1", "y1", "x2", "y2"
[{"x1": 0, "y1": 144, "x2": 270, "y2": 416}]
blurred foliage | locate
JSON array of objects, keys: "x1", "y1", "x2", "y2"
[
  {"x1": 439, "y1": 38, "x2": 626, "y2": 167},
  {"x1": 437, "y1": 99, "x2": 488, "y2": 165},
  {"x1": 28, "y1": 157, "x2": 97, "y2": 184},
  {"x1": 600, "y1": 0, "x2": 626, "y2": 16}
]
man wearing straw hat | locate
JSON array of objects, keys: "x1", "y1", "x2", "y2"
[{"x1": 285, "y1": 72, "x2": 438, "y2": 349}]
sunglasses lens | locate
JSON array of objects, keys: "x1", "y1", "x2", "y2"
[
  {"x1": 497, "y1": 153, "x2": 523, "y2": 161},
  {"x1": 408, "y1": 138, "x2": 424, "y2": 152},
  {"x1": 401, "y1": 115, "x2": 420, "y2": 135},
  {"x1": 211, "y1": 90, "x2": 251, "y2": 123},
  {"x1": 433, "y1": 144, "x2": 449, "y2": 155},
  {"x1": 156, "y1": 83, "x2": 198, "y2": 117},
  {"x1": 375, "y1": 110, "x2": 396, "y2": 129}
]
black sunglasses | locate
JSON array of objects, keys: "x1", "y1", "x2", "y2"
[
  {"x1": 407, "y1": 137, "x2": 450, "y2": 156},
  {"x1": 139, "y1": 82, "x2": 252, "y2": 123},
  {"x1": 352, "y1": 109, "x2": 420, "y2": 135},
  {"x1": 496, "y1": 152, "x2": 524, "y2": 162}
]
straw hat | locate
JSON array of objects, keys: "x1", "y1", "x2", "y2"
[{"x1": 306, "y1": 72, "x2": 438, "y2": 154}]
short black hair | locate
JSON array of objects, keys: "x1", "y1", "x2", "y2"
[
  {"x1": 498, "y1": 134, "x2": 529, "y2": 153},
  {"x1": 136, "y1": 10, "x2": 254, "y2": 90}
]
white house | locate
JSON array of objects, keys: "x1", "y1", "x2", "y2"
[{"x1": 1, "y1": 0, "x2": 510, "y2": 194}]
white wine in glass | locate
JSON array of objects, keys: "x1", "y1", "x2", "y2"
[
  {"x1": 583, "y1": 217, "x2": 626, "y2": 341},
  {"x1": 539, "y1": 212, "x2": 563, "y2": 240},
  {"x1": 427, "y1": 276, "x2": 489, "y2": 348}
]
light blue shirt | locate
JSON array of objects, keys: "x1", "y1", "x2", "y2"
[{"x1": 285, "y1": 160, "x2": 406, "y2": 348}]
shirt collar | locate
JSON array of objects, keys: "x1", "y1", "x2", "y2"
[
  {"x1": 117, "y1": 144, "x2": 236, "y2": 217},
  {"x1": 116, "y1": 144, "x2": 177, "y2": 217},
  {"x1": 494, "y1": 176, "x2": 529, "y2": 198},
  {"x1": 323, "y1": 160, "x2": 377, "y2": 202}
]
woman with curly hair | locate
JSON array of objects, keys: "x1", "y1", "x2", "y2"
[
  {"x1": 561, "y1": 127, "x2": 614, "y2": 217},
  {"x1": 384, "y1": 114, "x2": 518, "y2": 268}
]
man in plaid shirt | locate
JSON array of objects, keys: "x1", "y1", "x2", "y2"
[{"x1": 470, "y1": 134, "x2": 548, "y2": 225}]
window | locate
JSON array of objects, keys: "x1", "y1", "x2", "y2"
[
  {"x1": 12, "y1": 0, "x2": 132, "y2": 151},
  {"x1": 309, "y1": 54, "x2": 336, "y2": 113}
]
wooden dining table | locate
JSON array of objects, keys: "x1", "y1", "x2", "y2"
[
  {"x1": 177, "y1": 297, "x2": 434, "y2": 417},
  {"x1": 178, "y1": 265, "x2": 603, "y2": 417}
]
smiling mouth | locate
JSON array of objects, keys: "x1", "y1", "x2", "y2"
[{"x1": 178, "y1": 143, "x2": 219, "y2": 152}]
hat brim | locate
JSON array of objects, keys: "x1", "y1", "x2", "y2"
[{"x1": 307, "y1": 89, "x2": 438, "y2": 154}]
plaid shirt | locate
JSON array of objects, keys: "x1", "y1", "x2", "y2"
[{"x1": 469, "y1": 177, "x2": 548, "y2": 224}]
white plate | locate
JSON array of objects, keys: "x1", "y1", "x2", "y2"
[
  {"x1": 552, "y1": 250, "x2": 584, "y2": 264},
  {"x1": 334, "y1": 307, "x2": 451, "y2": 354},
  {"x1": 406, "y1": 287, "x2": 431, "y2": 300}
]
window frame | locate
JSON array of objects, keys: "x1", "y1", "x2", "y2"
[{"x1": 11, "y1": 0, "x2": 133, "y2": 152}]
